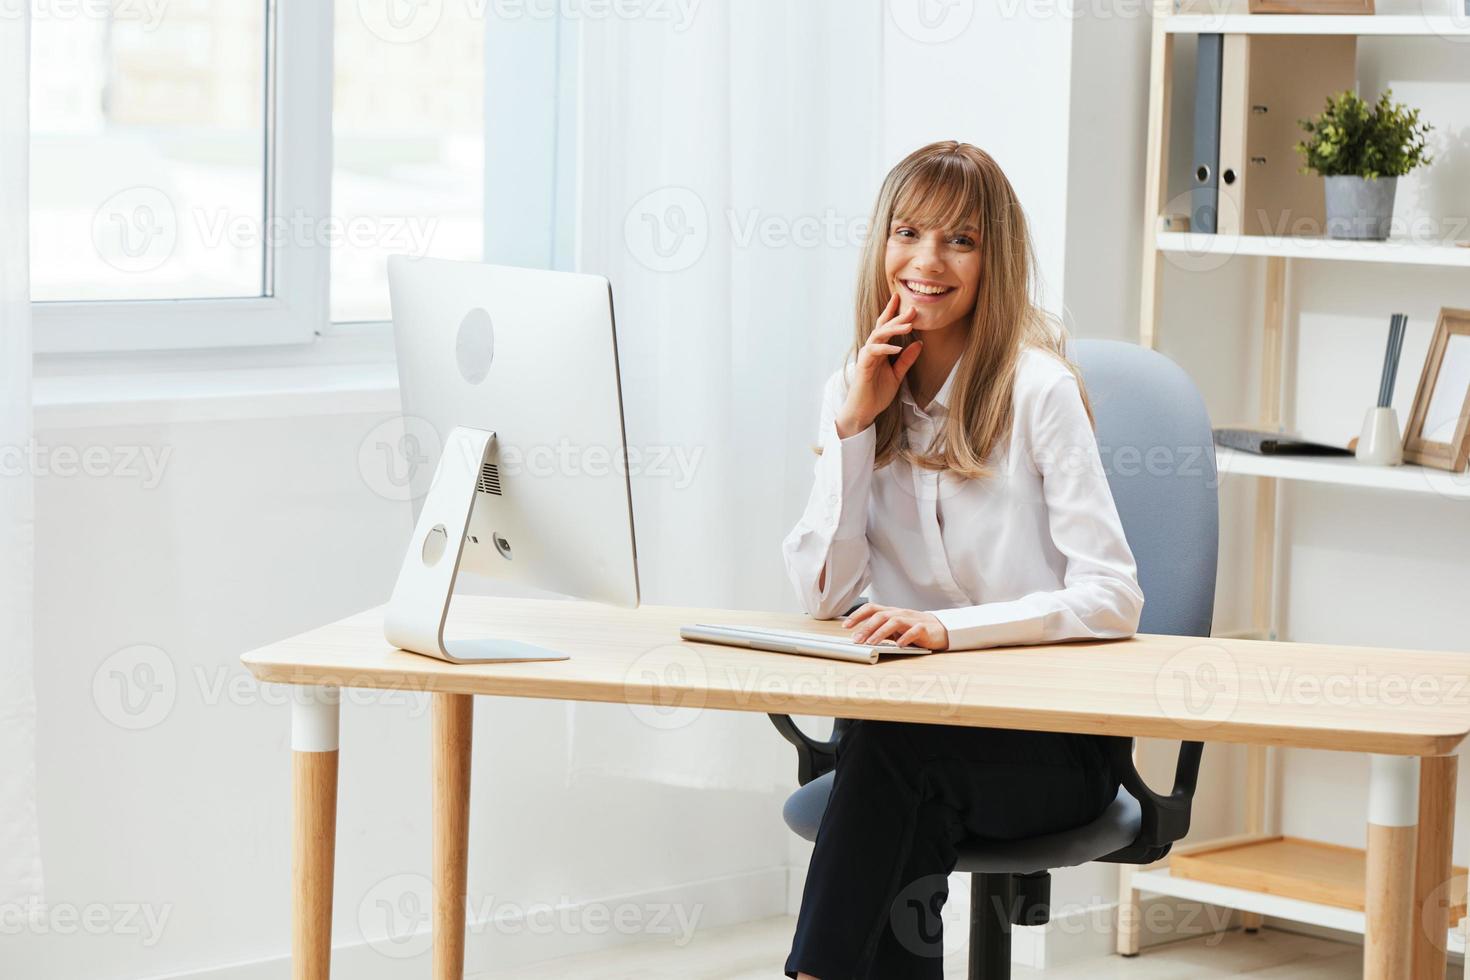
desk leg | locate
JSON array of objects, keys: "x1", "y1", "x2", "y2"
[
  {"x1": 1367, "y1": 754, "x2": 1420, "y2": 980},
  {"x1": 434, "y1": 693, "x2": 473, "y2": 980},
  {"x1": 292, "y1": 686, "x2": 341, "y2": 980},
  {"x1": 1412, "y1": 755, "x2": 1457, "y2": 980}
]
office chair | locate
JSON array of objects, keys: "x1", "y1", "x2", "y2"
[{"x1": 770, "y1": 339, "x2": 1219, "y2": 978}]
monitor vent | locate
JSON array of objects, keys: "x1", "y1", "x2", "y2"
[{"x1": 476, "y1": 462, "x2": 503, "y2": 496}]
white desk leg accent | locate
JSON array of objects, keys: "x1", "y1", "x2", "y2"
[
  {"x1": 434, "y1": 693, "x2": 473, "y2": 980},
  {"x1": 292, "y1": 686, "x2": 341, "y2": 980},
  {"x1": 1367, "y1": 754, "x2": 1420, "y2": 980}
]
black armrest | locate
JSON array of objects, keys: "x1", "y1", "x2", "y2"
[
  {"x1": 768, "y1": 715, "x2": 853, "y2": 786},
  {"x1": 1096, "y1": 735, "x2": 1204, "y2": 865}
]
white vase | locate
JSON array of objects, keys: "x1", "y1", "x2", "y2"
[{"x1": 1356, "y1": 406, "x2": 1403, "y2": 466}]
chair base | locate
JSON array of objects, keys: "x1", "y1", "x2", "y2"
[{"x1": 968, "y1": 871, "x2": 1050, "y2": 979}]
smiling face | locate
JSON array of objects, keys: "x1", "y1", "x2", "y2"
[{"x1": 884, "y1": 218, "x2": 981, "y2": 334}]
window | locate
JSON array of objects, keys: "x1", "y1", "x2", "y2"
[
  {"x1": 30, "y1": 1, "x2": 268, "y2": 303},
  {"x1": 28, "y1": 0, "x2": 488, "y2": 351},
  {"x1": 330, "y1": 0, "x2": 485, "y2": 324}
]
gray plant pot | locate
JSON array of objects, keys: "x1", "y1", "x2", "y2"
[{"x1": 1323, "y1": 175, "x2": 1398, "y2": 241}]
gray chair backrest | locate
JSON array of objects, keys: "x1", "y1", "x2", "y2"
[{"x1": 1072, "y1": 340, "x2": 1218, "y2": 639}]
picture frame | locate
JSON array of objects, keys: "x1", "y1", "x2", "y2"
[{"x1": 1403, "y1": 308, "x2": 1470, "y2": 473}]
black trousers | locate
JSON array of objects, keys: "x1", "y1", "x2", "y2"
[{"x1": 785, "y1": 719, "x2": 1120, "y2": 980}]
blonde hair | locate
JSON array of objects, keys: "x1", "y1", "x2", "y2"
[{"x1": 842, "y1": 140, "x2": 1091, "y2": 480}]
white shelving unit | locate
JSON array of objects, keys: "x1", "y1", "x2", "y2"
[
  {"x1": 1164, "y1": 14, "x2": 1470, "y2": 35},
  {"x1": 1216, "y1": 446, "x2": 1470, "y2": 499},
  {"x1": 1158, "y1": 231, "x2": 1470, "y2": 267},
  {"x1": 1125, "y1": 4, "x2": 1468, "y2": 973}
]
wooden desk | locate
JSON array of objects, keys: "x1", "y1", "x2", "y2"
[{"x1": 241, "y1": 596, "x2": 1470, "y2": 980}]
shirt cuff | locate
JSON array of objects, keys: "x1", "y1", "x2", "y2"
[
  {"x1": 816, "y1": 419, "x2": 876, "y2": 540},
  {"x1": 933, "y1": 597, "x2": 1051, "y2": 651}
]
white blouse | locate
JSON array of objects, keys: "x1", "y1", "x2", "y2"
[{"x1": 782, "y1": 346, "x2": 1145, "y2": 651}]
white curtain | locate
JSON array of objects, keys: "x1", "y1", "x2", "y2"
[
  {"x1": 0, "y1": 7, "x2": 44, "y2": 908},
  {"x1": 566, "y1": 0, "x2": 883, "y2": 789}
]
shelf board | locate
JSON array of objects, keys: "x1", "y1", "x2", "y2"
[
  {"x1": 1170, "y1": 835, "x2": 1467, "y2": 917},
  {"x1": 1132, "y1": 866, "x2": 1466, "y2": 954},
  {"x1": 1157, "y1": 232, "x2": 1470, "y2": 267},
  {"x1": 1165, "y1": 14, "x2": 1470, "y2": 36},
  {"x1": 1216, "y1": 447, "x2": 1470, "y2": 500},
  {"x1": 1134, "y1": 858, "x2": 1470, "y2": 957}
]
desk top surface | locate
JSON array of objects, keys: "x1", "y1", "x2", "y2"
[{"x1": 240, "y1": 596, "x2": 1470, "y2": 756}]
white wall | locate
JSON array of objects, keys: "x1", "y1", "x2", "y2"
[{"x1": 13, "y1": 404, "x2": 790, "y2": 980}]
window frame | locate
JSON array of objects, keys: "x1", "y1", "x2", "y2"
[{"x1": 32, "y1": 0, "x2": 331, "y2": 354}]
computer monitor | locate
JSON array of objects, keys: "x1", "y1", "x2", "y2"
[{"x1": 383, "y1": 257, "x2": 640, "y2": 663}]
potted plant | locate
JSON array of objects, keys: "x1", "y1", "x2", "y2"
[{"x1": 1296, "y1": 89, "x2": 1433, "y2": 241}]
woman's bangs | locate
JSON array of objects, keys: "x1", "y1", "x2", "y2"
[{"x1": 891, "y1": 157, "x2": 984, "y2": 236}]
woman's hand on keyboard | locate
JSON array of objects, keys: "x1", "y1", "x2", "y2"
[{"x1": 842, "y1": 603, "x2": 949, "y2": 651}]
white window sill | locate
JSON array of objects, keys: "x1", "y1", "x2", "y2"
[{"x1": 34, "y1": 362, "x2": 401, "y2": 429}]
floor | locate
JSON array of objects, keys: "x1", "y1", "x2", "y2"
[{"x1": 476, "y1": 916, "x2": 1440, "y2": 978}]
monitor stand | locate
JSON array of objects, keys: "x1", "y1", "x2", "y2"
[{"x1": 383, "y1": 425, "x2": 571, "y2": 664}]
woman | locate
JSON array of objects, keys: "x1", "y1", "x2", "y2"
[{"x1": 782, "y1": 141, "x2": 1145, "y2": 979}]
